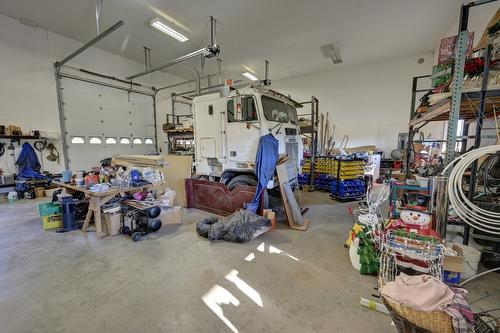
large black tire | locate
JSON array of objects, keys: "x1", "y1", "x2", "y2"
[
  {"x1": 226, "y1": 174, "x2": 258, "y2": 191},
  {"x1": 196, "y1": 217, "x2": 219, "y2": 238},
  {"x1": 226, "y1": 174, "x2": 269, "y2": 209}
]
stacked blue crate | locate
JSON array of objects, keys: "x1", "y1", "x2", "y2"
[
  {"x1": 330, "y1": 179, "x2": 366, "y2": 199},
  {"x1": 314, "y1": 174, "x2": 334, "y2": 191},
  {"x1": 297, "y1": 173, "x2": 310, "y2": 186}
]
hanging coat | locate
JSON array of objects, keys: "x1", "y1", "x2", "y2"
[
  {"x1": 246, "y1": 134, "x2": 279, "y2": 213},
  {"x1": 15, "y1": 142, "x2": 48, "y2": 179}
]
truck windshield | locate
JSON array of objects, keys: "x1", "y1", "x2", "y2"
[
  {"x1": 262, "y1": 96, "x2": 289, "y2": 123},
  {"x1": 286, "y1": 103, "x2": 298, "y2": 125}
]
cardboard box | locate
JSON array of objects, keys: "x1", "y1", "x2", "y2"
[
  {"x1": 444, "y1": 244, "x2": 465, "y2": 273},
  {"x1": 443, "y1": 244, "x2": 465, "y2": 283},
  {"x1": 159, "y1": 207, "x2": 182, "y2": 225},
  {"x1": 103, "y1": 212, "x2": 121, "y2": 236}
]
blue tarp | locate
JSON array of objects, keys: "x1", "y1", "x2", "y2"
[
  {"x1": 246, "y1": 134, "x2": 279, "y2": 213},
  {"x1": 15, "y1": 142, "x2": 49, "y2": 180}
]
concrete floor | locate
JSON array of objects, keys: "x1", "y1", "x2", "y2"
[{"x1": 0, "y1": 192, "x2": 498, "y2": 333}]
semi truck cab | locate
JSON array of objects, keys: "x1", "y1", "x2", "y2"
[{"x1": 192, "y1": 85, "x2": 303, "y2": 189}]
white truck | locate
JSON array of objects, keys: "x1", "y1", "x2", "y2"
[{"x1": 192, "y1": 85, "x2": 303, "y2": 190}]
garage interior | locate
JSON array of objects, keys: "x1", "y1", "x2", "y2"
[{"x1": 0, "y1": 1, "x2": 499, "y2": 332}]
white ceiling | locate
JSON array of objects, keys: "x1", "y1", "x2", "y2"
[{"x1": 0, "y1": 0, "x2": 462, "y2": 82}]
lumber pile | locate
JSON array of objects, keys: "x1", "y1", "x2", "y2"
[{"x1": 112, "y1": 155, "x2": 167, "y2": 168}]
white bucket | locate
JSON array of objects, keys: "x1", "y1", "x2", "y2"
[{"x1": 454, "y1": 243, "x2": 481, "y2": 280}]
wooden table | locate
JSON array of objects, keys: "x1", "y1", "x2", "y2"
[{"x1": 53, "y1": 181, "x2": 166, "y2": 238}]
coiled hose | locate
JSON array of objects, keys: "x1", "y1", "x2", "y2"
[{"x1": 442, "y1": 145, "x2": 500, "y2": 235}]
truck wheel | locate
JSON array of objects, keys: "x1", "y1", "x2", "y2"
[
  {"x1": 226, "y1": 175, "x2": 257, "y2": 190},
  {"x1": 226, "y1": 175, "x2": 269, "y2": 209}
]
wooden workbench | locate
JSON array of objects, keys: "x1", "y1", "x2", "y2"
[{"x1": 52, "y1": 180, "x2": 166, "y2": 238}]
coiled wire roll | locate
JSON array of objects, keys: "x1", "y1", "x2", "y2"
[{"x1": 442, "y1": 145, "x2": 500, "y2": 235}]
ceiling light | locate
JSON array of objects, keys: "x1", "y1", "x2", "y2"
[
  {"x1": 242, "y1": 72, "x2": 258, "y2": 81},
  {"x1": 150, "y1": 18, "x2": 188, "y2": 42}
]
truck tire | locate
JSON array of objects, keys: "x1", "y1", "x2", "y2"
[
  {"x1": 226, "y1": 174, "x2": 257, "y2": 190},
  {"x1": 226, "y1": 175, "x2": 269, "y2": 209},
  {"x1": 196, "y1": 216, "x2": 219, "y2": 238}
]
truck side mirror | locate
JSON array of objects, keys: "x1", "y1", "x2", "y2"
[{"x1": 235, "y1": 95, "x2": 243, "y2": 121}]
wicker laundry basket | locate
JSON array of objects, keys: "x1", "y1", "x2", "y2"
[{"x1": 382, "y1": 297, "x2": 454, "y2": 333}]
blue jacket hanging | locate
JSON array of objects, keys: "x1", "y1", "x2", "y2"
[
  {"x1": 15, "y1": 142, "x2": 48, "y2": 179},
  {"x1": 246, "y1": 134, "x2": 279, "y2": 213}
]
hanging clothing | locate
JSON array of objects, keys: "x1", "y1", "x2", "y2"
[
  {"x1": 15, "y1": 142, "x2": 49, "y2": 179},
  {"x1": 246, "y1": 134, "x2": 279, "y2": 213}
]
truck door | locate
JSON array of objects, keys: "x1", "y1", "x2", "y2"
[{"x1": 225, "y1": 96, "x2": 261, "y2": 163}]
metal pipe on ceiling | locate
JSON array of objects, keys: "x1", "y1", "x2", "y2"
[
  {"x1": 192, "y1": 68, "x2": 201, "y2": 96},
  {"x1": 95, "y1": 0, "x2": 103, "y2": 35},
  {"x1": 143, "y1": 47, "x2": 151, "y2": 70},
  {"x1": 155, "y1": 71, "x2": 225, "y2": 92},
  {"x1": 126, "y1": 16, "x2": 220, "y2": 80},
  {"x1": 55, "y1": 20, "x2": 124, "y2": 67},
  {"x1": 176, "y1": 80, "x2": 242, "y2": 97},
  {"x1": 59, "y1": 73, "x2": 154, "y2": 97},
  {"x1": 126, "y1": 47, "x2": 216, "y2": 80}
]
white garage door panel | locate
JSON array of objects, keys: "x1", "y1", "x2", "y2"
[{"x1": 61, "y1": 78, "x2": 155, "y2": 170}]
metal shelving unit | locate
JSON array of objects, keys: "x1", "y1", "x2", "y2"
[
  {"x1": 405, "y1": 0, "x2": 499, "y2": 244},
  {"x1": 298, "y1": 96, "x2": 319, "y2": 187}
]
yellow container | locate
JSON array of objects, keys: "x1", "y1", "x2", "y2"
[{"x1": 42, "y1": 214, "x2": 62, "y2": 230}]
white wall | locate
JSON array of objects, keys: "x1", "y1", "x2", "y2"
[
  {"x1": 272, "y1": 52, "x2": 443, "y2": 155},
  {"x1": 0, "y1": 12, "x2": 184, "y2": 175}
]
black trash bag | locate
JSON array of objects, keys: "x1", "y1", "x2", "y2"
[{"x1": 196, "y1": 210, "x2": 272, "y2": 243}]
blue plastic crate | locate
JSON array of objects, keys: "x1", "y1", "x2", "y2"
[{"x1": 443, "y1": 271, "x2": 461, "y2": 284}]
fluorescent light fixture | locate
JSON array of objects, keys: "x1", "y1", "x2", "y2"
[
  {"x1": 242, "y1": 72, "x2": 258, "y2": 81},
  {"x1": 150, "y1": 18, "x2": 188, "y2": 42}
]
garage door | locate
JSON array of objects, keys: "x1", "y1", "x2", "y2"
[{"x1": 60, "y1": 77, "x2": 156, "y2": 170}]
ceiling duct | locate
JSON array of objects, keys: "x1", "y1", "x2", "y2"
[{"x1": 320, "y1": 43, "x2": 342, "y2": 64}]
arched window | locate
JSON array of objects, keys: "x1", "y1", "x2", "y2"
[
  {"x1": 133, "y1": 138, "x2": 142, "y2": 144},
  {"x1": 105, "y1": 137, "x2": 117, "y2": 144},
  {"x1": 89, "y1": 137, "x2": 102, "y2": 144},
  {"x1": 120, "y1": 137, "x2": 130, "y2": 144},
  {"x1": 70, "y1": 136, "x2": 85, "y2": 144}
]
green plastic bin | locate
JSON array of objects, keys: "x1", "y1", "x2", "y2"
[{"x1": 38, "y1": 202, "x2": 61, "y2": 217}]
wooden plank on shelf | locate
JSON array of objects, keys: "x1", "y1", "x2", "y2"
[
  {"x1": 410, "y1": 99, "x2": 450, "y2": 127},
  {"x1": 112, "y1": 154, "x2": 166, "y2": 168},
  {"x1": 410, "y1": 91, "x2": 500, "y2": 126}
]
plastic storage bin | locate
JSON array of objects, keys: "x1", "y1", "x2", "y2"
[
  {"x1": 38, "y1": 202, "x2": 62, "y2": 216},
  {"x1": 42, "y1": 214, "x2": 62, "y2": 230}
]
